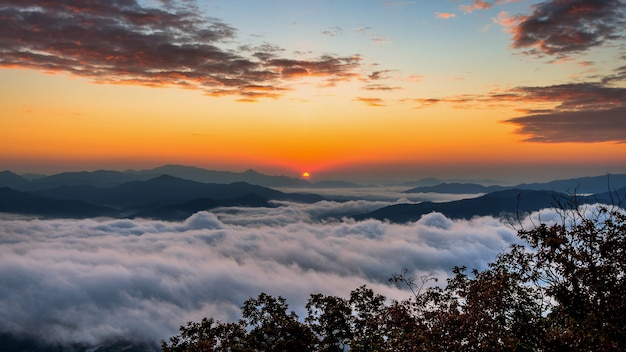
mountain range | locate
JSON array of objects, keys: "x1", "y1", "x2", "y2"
[
  {"x1": 353, "y1": 188, "x2": 625, "y2": 223},
  {"x1": 1, "y1": 166, "x2": 625, "y2": 221},
  {"x1": 403, "y1": 174, "x2": 626, "y2": 195}
]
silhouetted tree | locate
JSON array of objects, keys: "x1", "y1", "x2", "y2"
[{"x1": 162, "y1": 202, "x2": 626, "y2": 352}]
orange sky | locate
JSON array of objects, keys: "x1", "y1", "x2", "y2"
[{"x1": 1, "y1": 1, "x2": 625, "y2": 182}]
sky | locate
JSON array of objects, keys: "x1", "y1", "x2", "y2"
[{"x1": 1, "y1": 0, "x2": 626, "y2": 182}]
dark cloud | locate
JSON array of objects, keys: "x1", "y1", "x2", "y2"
[
  {"x1": 368, "y1": 70, "x2": 394, "y2": 81},
  {"x1": 404, "y1": 69, "x2": 626, "y2": 142},
  {"x1": 499, "y1": 81, "x2": 626, "y2": 142},
  {"x1": 0, "y1": 0, "x2": 363, "y2": 100},
  {"x1": 505, "y1": 107, "x2": 626, "y2": 142},
  {"x1": 0, "y1": 205, "x2": 526, "y2": 346},
  {"x1": 363, "y1": 84, "x2": 402, "y2": 91},
  {"x1": 509, "y1": 0, "x2": 626, "y2": 57}
]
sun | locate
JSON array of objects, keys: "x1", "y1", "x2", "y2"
[{"x1": 302, "y1": 172, "x2": 310, "y2": 178}]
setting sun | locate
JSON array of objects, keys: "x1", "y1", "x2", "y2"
[{"x1": 302, "y1": 172, "x2": 310, "y2": 178}]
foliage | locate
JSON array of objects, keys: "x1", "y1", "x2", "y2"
[{"x1": 162, "y1": 204, "x2": 626, "y2": 352}]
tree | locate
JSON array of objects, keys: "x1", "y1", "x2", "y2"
[
  {"x1": 241, "y1": 293, "x2": 317, "y2": 351},
  {"x1": 163, "y1": 202, "x2": 626, "y2": 351},
  {"x1": 514, "y1": 205, "x2": 626, "y2": 351}
]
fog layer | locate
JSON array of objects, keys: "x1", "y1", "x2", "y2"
[{"x1": 0, "y1": 200, "x2": 529, "y2": 346}]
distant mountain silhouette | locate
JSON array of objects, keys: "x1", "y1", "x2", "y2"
[
  {"x1": 26, "y1": 175, "x2": 324, "y2": 218},
  {"x1": 130, "y1": 164, "x2": 311, "y2": 188},
  {"x1": 352, "y1": 188, "x2": 625, "y2": 223},
  {"x1": 403, "y1": 174, "x2": 626, "y2": 195},
  {"x1": 403, "y1": 183, "x2": 505, "y2": 194},
  {"x1": 0, "y1": 187, "x2": 119, "y2": 218},
  {"x1": 310, "y1": 180, "x2": 368, "y2": 188},
  {"x1": 132, "y1": 193, "x2": 273, "y2": 221},
  {"x1": 6, "y1": 164, "x2": 315, "y2": 190},
  {"x1": 24, "y1": 170, "x2": 147, "y2": 190},
  {"x1": 0, "y1": 171, "x2": 30, "y2": 189}
]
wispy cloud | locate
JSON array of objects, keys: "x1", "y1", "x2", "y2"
[
  {"x1": 355, "y1": 26, "x2": 390, "y2": 45},
  {"x1": 460, "y1": 0, "x2": 494, "y2": 13},
  {"x1": 0, "y1": 1, "x2": 364, "y2": 101},
  {"x1": 354, "y1": 96, "x2": 386, "y2": 106},
  {"x1": 321, "y1": 26, "x2": 343, "y2": 37},
  {"x1": 435, "y1": 12, "x2": 456, "y2": 19},
  {"x1": 497, "y1": 0, "x2": 626, "y2": 58}
]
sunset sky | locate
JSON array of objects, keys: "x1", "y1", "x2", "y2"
[{"x1": 1, "y1": 0, "x2": 625, "y2": 182}]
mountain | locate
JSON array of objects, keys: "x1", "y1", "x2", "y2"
[
  {"x1": 0, "y1": 165, "x2": 314, "y2": 191},
  {"x1": 403, "y1": 183, "x2": 505, "y2": 194},
  {"x1": 311, "y1": 180, "x2": 368, "y2": 188},
  {"x1": 97, "y1": 175, "x2": 322, "y2": 208},
  {"x1": 0, "y1": 187, "x2": 119, "y2": 218},
  {"x1": 27, "y1": 170, "x2": 146, "y2": 190},
  {"x1": 514, "y1": 174, "x2": 626, "y2": 194},
  {"x1": 131, "y1": 164, "x2": 311, "y2": 187},
  {"x1": 30, "y1": 175, "x2": 324, "y2": 217},
  {"x1": 351, "y1": 188, "x2": 625, "y2": 223},
  {"x1": 0, "y1": 171, "x2": 30, "y2": 190},
  {"x1": 132, "y1": 193, "x2": 273, "y2": 221},
  {"x1": 403, "y1": 174, "x2": 626, "y2": 195}
]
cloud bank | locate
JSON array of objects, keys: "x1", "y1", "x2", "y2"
[
  {"x1": 0, "y1": 0, "x2": 362, "y2": 100},
  {"x1": 405, "y1": 76, "x2": 626, "y2": 143},
  {"x1": 0, "y1": 200, "x2": 527, "y2": 347}
]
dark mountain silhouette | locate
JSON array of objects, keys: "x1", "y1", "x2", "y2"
[
  {"x1": 352, "y1": 188, "x2": 625, "y2": 223},
  {"x1": 0, "y1": 187, "x2": 119, "y2": 218},
  {"x1": 0, "y1": 171, "x2": 30, "y2": 190},
  {"x1": 26, "y1": 170, "x2": 146, "y2": 190},
  {"x1": 130, "y1": 164, "x2": 311, "y2": 188},
  {"x1": 403, "y1": 183, "x2": 505, "y2": 194},
  {"x1": 403, "y1": 174, "x2": 626, "y2": 195},
  {"x1": 4, "y1": 165, "x2": 315, "y2": 190},
  {"x1": 310, "y1": 180, "x2": 368, "y2": 188},
  {"x1": 98, "y1": 175, "x2": 322, "y2": 208},
  {"x1": 400, "y1": 177, "x2": 443, "y2": 187},
  {"x1": 30, "y1": 175, "x2": 323, "y2": 216},
  {"x1": 132, "y1": 193, "x2": 273, "y2": 221}
]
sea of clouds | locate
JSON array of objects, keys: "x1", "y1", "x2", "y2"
[{"x1": 0, "y1": 198, "x2": 560, "y2": 347}]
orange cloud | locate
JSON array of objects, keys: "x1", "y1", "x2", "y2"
[
  {"x1": 354, "y1": 97, "x2": 386, "y2": 107},
  {"x1": 460, "y1": 0, "x2": 493, "y2": 14},
  {"x1": 435, "y1": 12, "x2": 456, "y2": 19}
]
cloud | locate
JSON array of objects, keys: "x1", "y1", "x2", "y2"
[
  {"x1": 497, "y1": 81, "x2": 626, "y2": 143},
  {"x1": 354, "y1": 26, "x2": 390, "y2": 45},
  {"x1": 460, "y1": 0, "x2": 494, "y2": 13},
  {"x1": 435, "y1": 12, "x2": 457, "y2": 19},
  {"x1": 0, "y1": 1, "x2": 363, "y2": 100},
  {"x1": 368, "y1": 70, "x2": 395, "y2": 81},
  {"x1": 321, "y1": 26, "x2": 343, "y2": 37},
  {"x1": 501, "y1": 0, "x2": 626, "y2": 58},
  {"x1": 354, "y1": 96, "x2": 386, "y2": 107},
  {"x1": 363, "y1": 84, "x2": 402, "y2": 91},
  {"x1": 404, "y1": 69, "x2": 626, "y2": 142},
  {"x1": 505, "y1": 107, "x2": 626, "y2": 143},
  {"x1": 0, "y1": 205, "x2": 526, "y2": 347}
]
